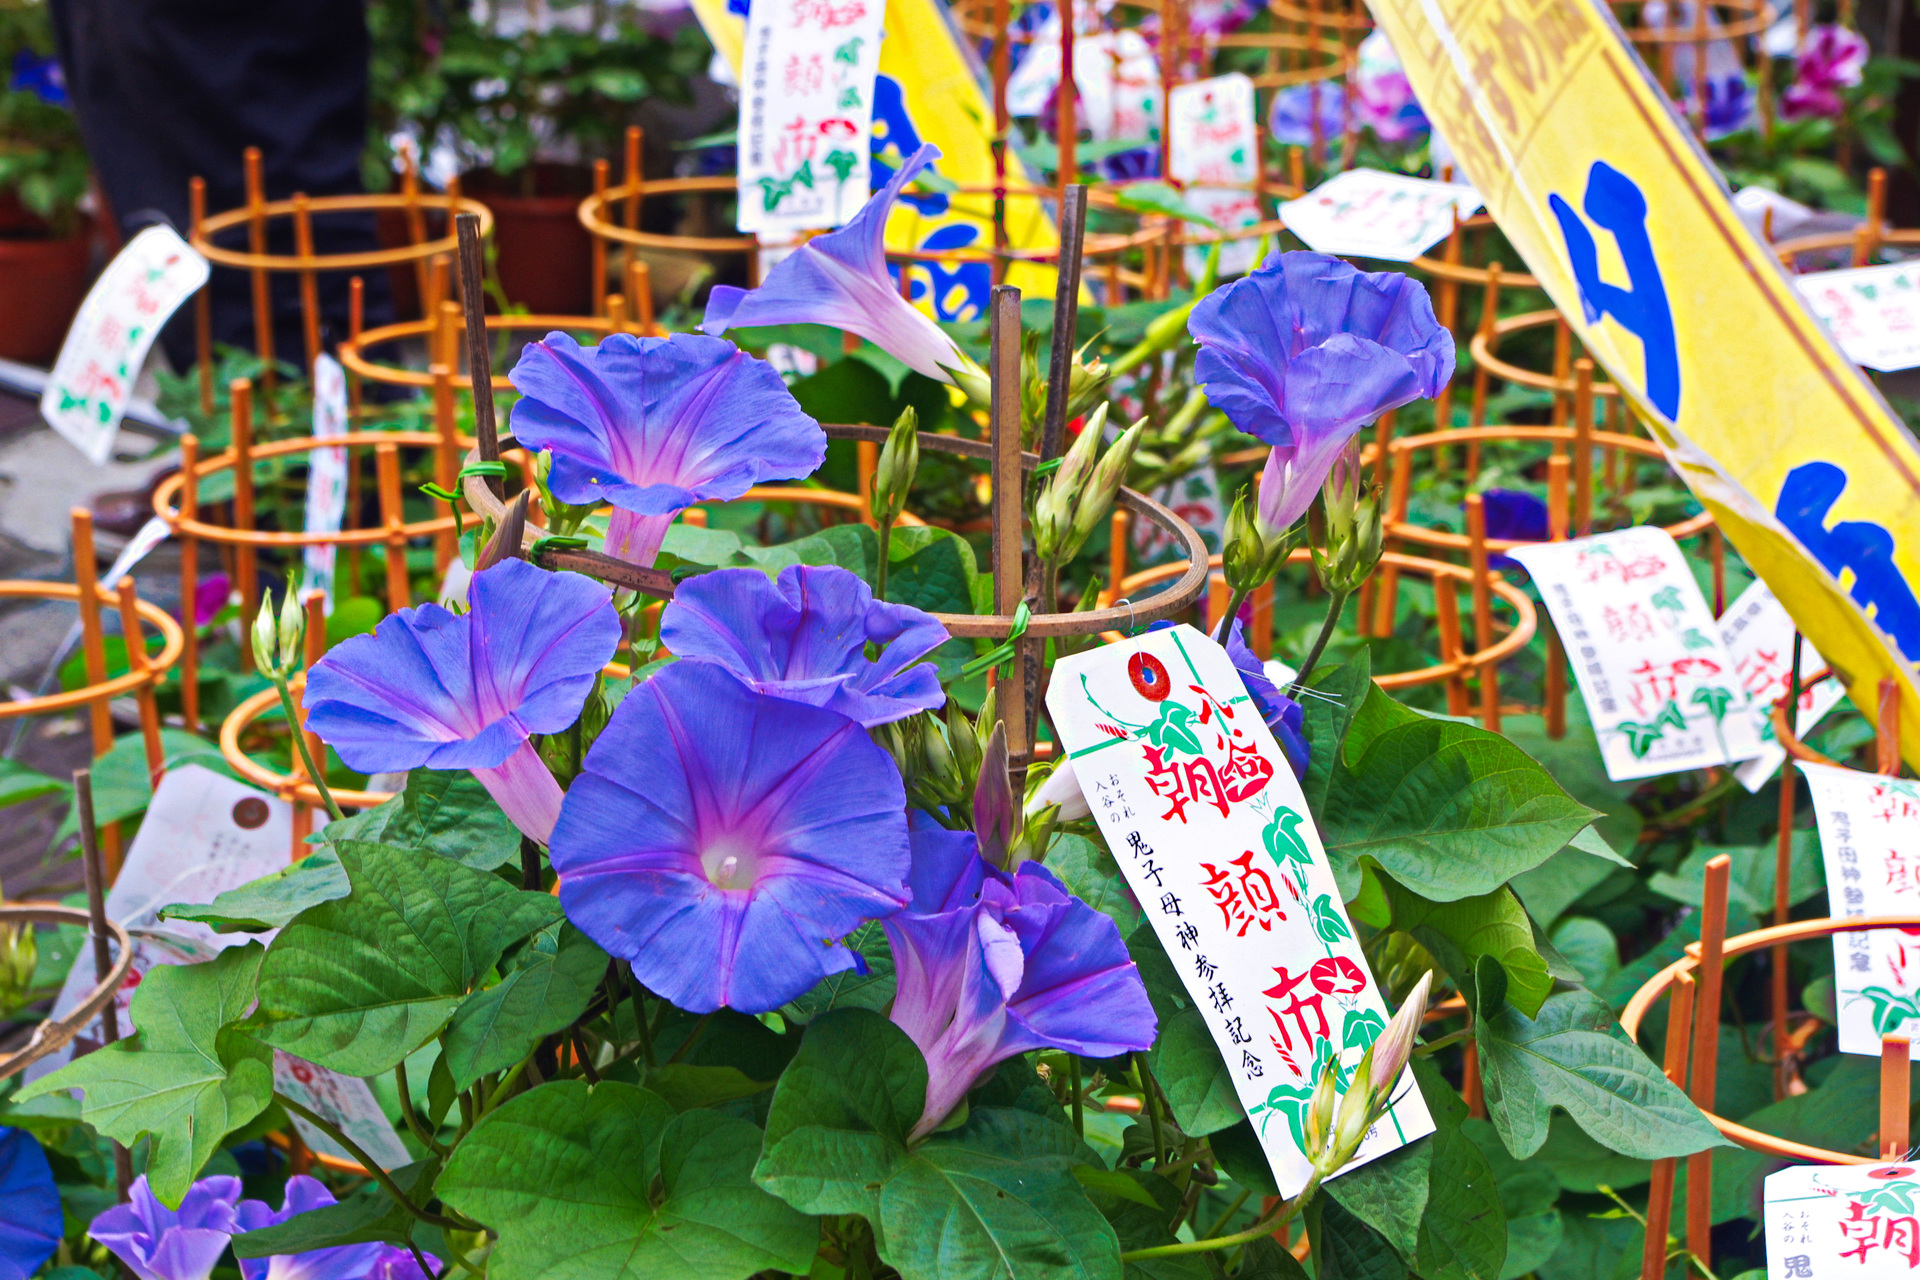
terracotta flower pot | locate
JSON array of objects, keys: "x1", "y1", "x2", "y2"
[
  {"x1": 0, "y1": 200, "x2": 93, "y2": 366},
  {"x1": 467, "y1": 164, "x2": 597, "y2": 317}
]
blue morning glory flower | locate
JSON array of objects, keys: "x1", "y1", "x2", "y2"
[
  {"x1": 660, "y1": 564, "x2": 949, "y2": 727},
  {"x1": 0, "y1": 1127, "x2": 59, "y2": 1280},
  {"x1": 700, "y1": 143, "x2": 971, "y2": 384},
  {"x1": 549, "y1": 660, "x2": 913, "y2": 1014},
  {"x1": 90, "y1": 1175, "x2": 244, "y2": 1280},
  {"x1": 508, "y1": 331, "x2": 825, "y2": 566},
  {"x1": 1225, "y1": 619, "x2": 1310, "y2": 780},
  {"x1": 886, "y1": 815, "x2": 1156, "y2": 1139},
  {"x1": 303, "y1": 557, "x2": 621, "y2": 842},
  {"x1": 234, "y1": 1177, "x2": 385, "y2": 1280}
]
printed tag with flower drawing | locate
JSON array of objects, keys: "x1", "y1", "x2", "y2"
[
  {"x1": 1793, "y1": 260, "x2": 1920, "y2": 373},
  {"x1": 1719, "y1": 577, "x2": 1846, "y2": 792},
  {"x1": 273, "y1": 1051, "x2": 412, "y2": 1171},
  {"x1": 1276, "y1": 168, "x2": 1482, "y2": 262},
  {"x1": 1046, "y1": 624, "x2": 1434, "y2": 1195},
  {"x1": 1511, "y1": 526, "x2": 1766, "y2": 781},
  {"x1": 735, "y1": 0, "x2": 886, "y2": 235},
  {"x1": 1765, "y1": 1161, "x2": 1920, "y2": 1276},
  {"x1": 1169, "y1": 73, "x2": 1262, "y2": 278},
  {"x1": 1800, "y1": 762, "x2": 1920, "y2": 1056}
]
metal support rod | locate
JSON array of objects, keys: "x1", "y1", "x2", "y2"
[
  {"x1": 456, "y1": 213, "x2": 504, "y2": 497},
  {"x1": 1774, "y1": 632, "x2": 1803, "y2": 1100},
  {"x1": 75, "y1": 769, "x2": 132, "y2": 1200},
  {"x1": 1039, "y1": 185, "x2": 1090, "y2": 464}
]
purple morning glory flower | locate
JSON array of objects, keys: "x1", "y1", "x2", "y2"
[
  {"x1": 1193, "y1": 251, "x2": 1454, "y2": 454},
  {"x1": 303, "y1": 557, "x2": 621, "y2": 843},
  {"x1": 701, "y1": 143, "x2": 970, "y2": 384},
  {"x1": 1782, "y1": 25, "x2": 1867, "y2": 120},
  {"x1": 0, "y1": 1128, "x2": 59, "y2": 1280},
  {"x1": 1480, "y1": 488, "x2": 1550, "y2": 571},
  {"x1": 1268, "y1": 83, "x2": 1349, "y2": 148},
  {"x1": 192, "y1": 572, "x2": 232, "y2": 627},
  {"x1": 660, "y1": 564, "x2": 949, "y2": 727},
  {"x1": 366, "y1": 1246, "x2": 438, "y2": 1280},
  {"x1": 886, "y1": 814, "x2": 1156, "y2": 1139},
  {"x1": 90, "y1": 1175, "x2": 244, "y2": 1280},
  {"x1": 508, "y1": 331, "x2": 825, "y2": 566},
  {"x1": 550, "y1": 660, "x2": 913, "y2": 1014},
  {"x1": 1224, "y1": 619, "x2": 1310, "y2": 780},
  {"x1": 234, "y1": 1177, "x2": 384, "y2": 1280}
]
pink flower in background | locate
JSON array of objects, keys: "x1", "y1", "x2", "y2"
[
  {"x1": 1782, "y1": 24, "x2": 1868, "y2": 120},
  {"x1": 192, "y1": 574, "x2": 230, "y2": 628}
]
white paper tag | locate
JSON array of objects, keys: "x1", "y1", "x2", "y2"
[
  {"x1": 1510, "y1": 527, "x2": 1766, "y2": 781},
  {"x1": 1132, "y1": 463, "x2": 1226, "y2": 567},
  {"x1": 1719, "y1": 578, "x2": 1848, "y2": 791},
  {"x1": 1278, "y1": 169, "x2": 1482, "y2": 262},
  {"x1": 1765, "y1": 1160, "x2": 1920, "y2": 1276},
  {"x1": 41, "y1": 225, "x2": 209, "y2": 465},
  {"x1": 735, "y1": 0, "x2": 886, "y2": 235},
  {"x1": 1046, "y1": 624, "x2": 1434, "y2": 1196},
  {"x1": 273, "y1": 1051, "x2": 413, "y2": 1171},
  {"x1": 1800, "y1": 762, "x2": 1920, "y2": 1055},
  {"x1": 31, "y1": 765, "x2": 293, "y2": 1079},
  {"x1": 1169, "y1": 74, "x2": 1262, "y2": 278},
  {"x1": 1793, "y1": 261, "x2": 1920, "y2": 373},
  {"x1": 303, "y1": 354, "x2": 351, "y2": 610}
]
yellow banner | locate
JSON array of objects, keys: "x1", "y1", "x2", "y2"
[
  {"x1": 690, "y1": 0, "x2": 1056, "y2": 317},
  {"x1": 1366, "y1": 0, "x2": 1920, "y2": 763}
]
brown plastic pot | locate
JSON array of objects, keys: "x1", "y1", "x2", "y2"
[
  {"x1": 467, "y1": 164, "x2": 596, "y2": 316},
  {"x1": 0, "y1": 203, "x2": 93, "y2": 365}
]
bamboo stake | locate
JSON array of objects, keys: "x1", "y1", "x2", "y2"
[
  {"x1": 1883, "y1": 1035, "x2": 1911, "y2": 1158},
  {"x1": 244, "y1": 148, "x2": 276, "y2": 395},
  {"x1": 1686, "y1": 854, "x2": 1732, "y2": 1269},
  {"x1": 989, "y1": 285, "x2": 1031, "y2": 774},
  {"x1": 377, "y1": 443, "x2": 409, "y2": 613},
  {"x1": 1465, "y1": 494, "x2": 1498, "y2": 731},
  {"x1": 1641, "y1": 972, "x2": 1695, "y2": 1280},
  {"x1": 178, "y1": 434, "x2": 202, "y2": 733},
  {"x1": 1774, "y1": 633, "x2": 1803, "y2": 1100},
  {"x1": 114, "y1": 577, "x2": 165, "y2": 793},
  {"x1": 231, "y1": 378, "x2": 259, "y2": 672}
]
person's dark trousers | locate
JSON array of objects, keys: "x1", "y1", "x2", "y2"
[{"x1": 48, "y1": 0, "x2": 396, "y2": 375}]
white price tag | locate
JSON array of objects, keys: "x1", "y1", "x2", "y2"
[
  {"x1": 1800, "y1": 762, "x2": 1920, "y2": 1056},
  {"x1": 303, "y1": 354, "x2": 351, "y2": 609},
  {"x1": 274, "y1": 1051, "x2": 413, "y2": 1171},
  {"x1": 735, "y1": 0, "x2": 886, "y2": 235},
  {"x1": 1278, "y1": 168, "x2": 1481, "y2": 262},
  {"x1": 1169, "y1": 74, "x2": 1262, "y2": 277},
  {"x1": 1511, "y1": 527, "x2": 1766, "y2": 781},
  {"x1": 1765, "y1": 1161, "x2": 1920, "y2": 1276},
  {"x1": 1793, "y1": 261, "x2": 1920, "y2": 373},
  {"x1": 1718, "y1": 578, "x2": 1847, "y2": 791},
  {"x1": 41, "y1": 225, "x2": 209, "y2": 465},
  {"x1": 32, "y1": 766, "x2": 293, "y2": 1079},
  {"x1": 1046, "y1": 625, "x2": 1433, "y2": 1196}
]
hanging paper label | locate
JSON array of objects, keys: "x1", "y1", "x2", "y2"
[
  {"x1": 1791, "y1": 262, "x2": 1920, "y2": 374},
  {"x1": 735, "y1": 0, "x2": 886, "y2": 235},
  {"x1": 32, "y1": 766, "x2": 293, "y2": 1080},
  {"x1": 1168, "y1": 73, "x2": 1261, "y2": 278},
  {"x1": 303, "y1": 353, "x2": 351, "y2": 610},
  {"x1": 1719, "y1": 578, "x2": 1848, "y2": 792},
  {"x1": 1510, "y1": 527, "x2": 1765, "y2": 781},
  {"x1": 1277, "y1": 169, "x2": 1481, "y2": 263},
  {"x1": 1800, "y1": 761, "x2": 1920, "y2": 1055},
  {"x1": 273, "y1": 1051, "x2": 413, "y2": 1170},
  {"x1": 1132, "y1": 463, "x2": 1226, "y2": 568},
  {"x1": 41, "y1": 225, "x2": 209, "y2": 466},
  {"x1": 1764, "y1": 1160, "x2": 1920, "y2": 1276},
  {"x1": 1046, "y1": 625, "x2": 1434, "y2": 1196}
]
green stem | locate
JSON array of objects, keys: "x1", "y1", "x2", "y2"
[
  {"x1": 277, "y1": 1093, "x2": 473, "y2": 1231},
  {"x1": 1211, "y1": 585, "x2": 1252, "y2": 645},
  {"x1": 1069, "y1": 1055, "x2": 1084, "y2": 1137},
  {"x1": 1137, "y1": 1051, "x2": 1167, "y2": 1167},
  {"x1": 666, "y1": 1011, "x2": 713, "y2": 1065},
  {"x1": 622, "y1": 963, "x2": 657, "y2": 1069},
  {"x1": 877, "y1": 516, "x2": 896, "y2": 601},
  {"x1": 1119, "y1": 1169, "x2": 1321, "y2": 1262},
  {"x1": 393, "y1": 1062, "x2": 447, "y2": 1156},
  {"x1": 1414, "y1": 1028, "x2": 1472, "y2": 1057},
  {"x1": 480, "y1": 1056, "x2": 533, "y2": 1118},
  {"x1": 1202, "y1": 1186, "x2": 1253, "y2": 1242},
  {"x1": 1287, "y1": 587, "x2": 1352, "y2": 698},
  {"x1": 274, "y1": 678, "x2": 346, "y2": 822}
]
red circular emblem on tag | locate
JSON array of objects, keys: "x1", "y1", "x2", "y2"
[{"x1": 1129, "y1": 652, "x2": 1171, "y2": 702}]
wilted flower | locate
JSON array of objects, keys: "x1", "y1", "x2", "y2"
[
  {"x1": 1224, "y1": 619, "x2": 1310, "y2": 780},
  {"x1": 886, "y1": 815, "x2": 1156, "y2": 1139},
  {"x1": 90, "y1": 1175, "x2": 245, "y2": 1280},
  {"x1": 0, "y1": 1128, "x2": 59, "y2": 1280},
  {"x1": 303, "y1": 558, "x2": 621, "y2": 843},
  {"x1": 1782, "y1": 24, "x2": 1868, "y2": 120},
  {"x1": 702, "y1": 143, "x2": 973, "y2": 385},
  {"x1": 1193, "y1": 251, "x2": 1453, "y2": 453},
  {"x1": 660, "y1": 564, "x2": 949, "y2": 727},
  {"x1": 508, "y1": 332, "x2": 825, "y2": 566},
  {"x1": 234, "y1": 1177, "x2": 385, "y2": 1280},
  {"x1": 550, "y1": 661, "x2": 913, "y2": 1014}
]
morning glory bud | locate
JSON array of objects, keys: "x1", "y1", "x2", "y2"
[
  {"x1": 1304, "y1": 1057, "x2": 1340, "y2": 1159},
  {"x1": 871, "y1": 406, "x2": 920, "y2": 528},
  {"x1": 1368, "y1": 969, "x2": 1432, "y2": 1096},
  {"x1": 1066, "y1": 414, "x2": 1148, "y2": 561},
  {"x1": 973, "y1": 720, "x2": 1014, "y2": 868},
  {"x1": 251, "y1": 592, "x2": 281, "y2": 675},
  {"x1": 1034, "y1": 404, "x2": 1107, "y2": 564},
  {"x1": 278, "y1": 586, "x2": 306, "y2": 667}
]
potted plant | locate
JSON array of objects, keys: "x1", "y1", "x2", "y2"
[
  {"x1": 366, "y1": 0, "x2": 705, "y2": 315},
  {"x1": 0, "y1": 0, "x2": 92, "y2": 364}
]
